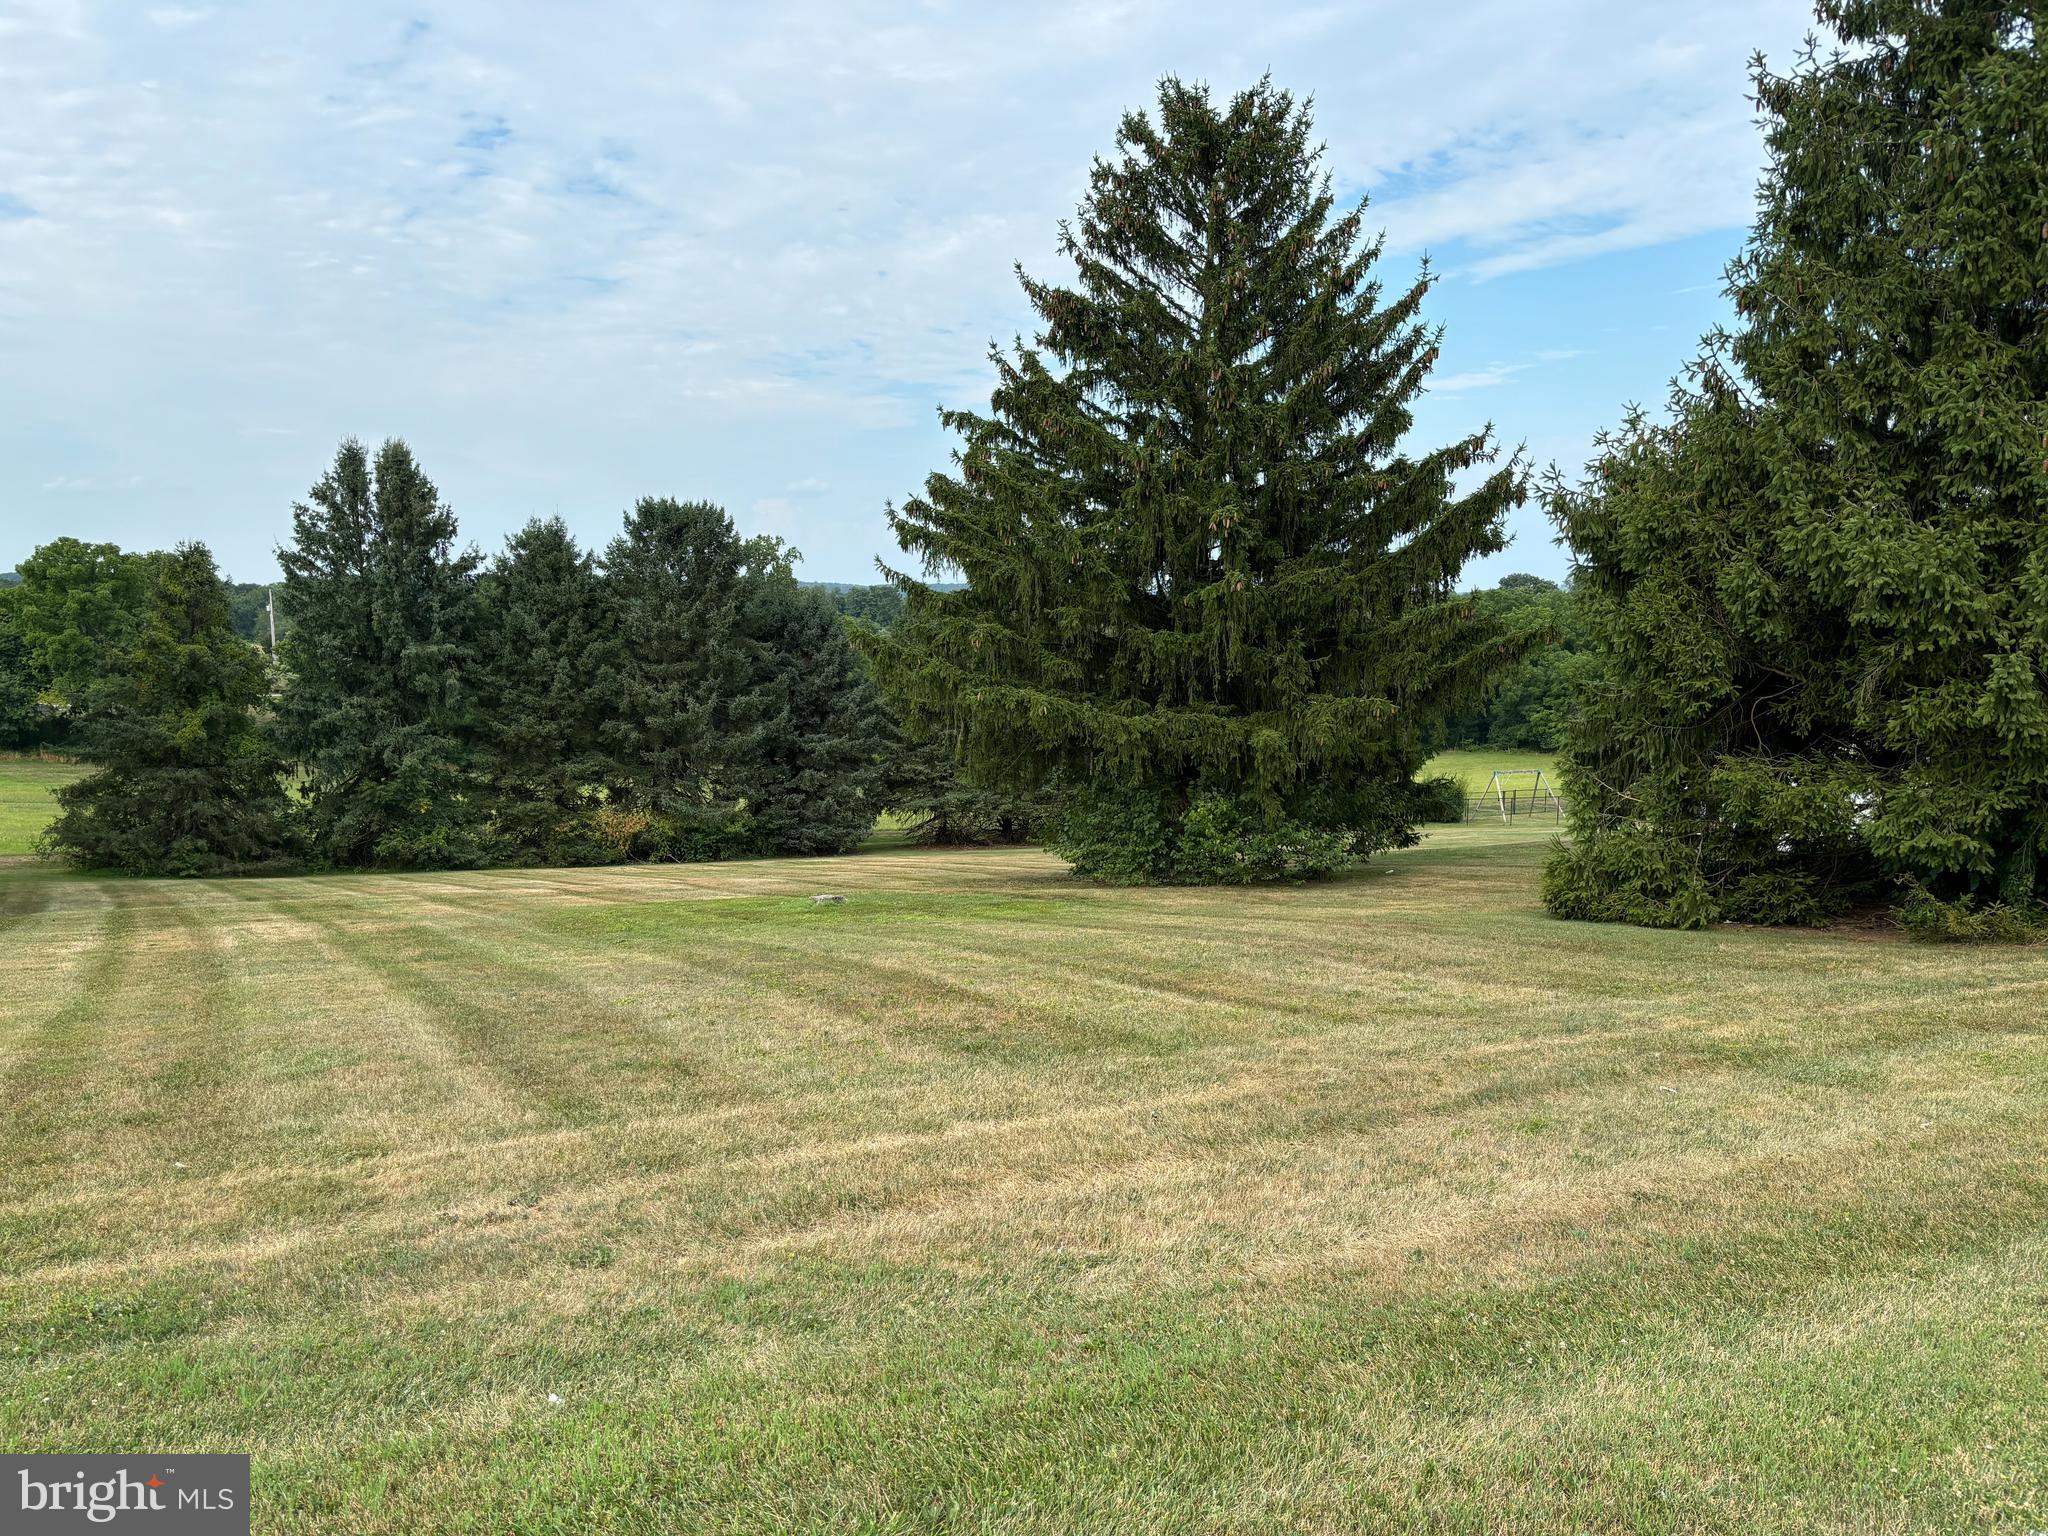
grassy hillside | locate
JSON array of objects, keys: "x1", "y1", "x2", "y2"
[
  {"x1": 1, "y1": 830, "x2": 2041, "y2": 1531},
  {"x1": 1421, "y1": 746, "x2": 1559, "y2": 795},
  {"x1": 0, "y1": 757, "x2": 85, "y2": 855}
]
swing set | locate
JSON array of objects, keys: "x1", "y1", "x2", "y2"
[{"x1": 1477, "y1": 768, "x2": 1562, "y2": 824}]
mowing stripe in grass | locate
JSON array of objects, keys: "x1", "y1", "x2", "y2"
[
  {"x1": 4, "y1": 833, "x2": 2045, "y2": 1531},
  {"x1": 205, "y1": 880, "x2": 543, "y2": 1138},
  {"x1": 0, "y1": 884, "x2": 140, "y2": 1193}
]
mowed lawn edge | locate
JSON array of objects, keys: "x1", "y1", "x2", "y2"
[{"x1": 1, "y1": 827, "x2": 2043, "y2": 1533}]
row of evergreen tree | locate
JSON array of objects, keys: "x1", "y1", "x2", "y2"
[
  {"x1": 277, "y1": 437, "x2": 891, "y2": 868},
  {"x1": 36, "y1": 439, "x2": 1045, "y2": 875},
  {"x1": 25, "y1": 2, "x2": 2042, "y2": 924}
]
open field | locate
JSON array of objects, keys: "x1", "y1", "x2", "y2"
[
  {"x1": 0, "y1": 757, "x2": 83, "y2": 856},
  {"x1": 1423, "y1": 747, "x2": 1558, "y2": 796},
  {"x1": 2, "y1": 829, "x2": 2045, "y2": 1532}
]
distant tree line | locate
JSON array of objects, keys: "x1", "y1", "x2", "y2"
[{"x1": 1435, "y1": 575, "x2": 1595, "y2": 754}]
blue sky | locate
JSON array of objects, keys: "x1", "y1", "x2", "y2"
[{"x1": 0, "y1": 1, "x2": 1812, "y2": 585}]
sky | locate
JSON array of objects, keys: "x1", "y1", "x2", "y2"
[{"x1": 0, "y1": 1, "x2": 1816, "y2": 587}]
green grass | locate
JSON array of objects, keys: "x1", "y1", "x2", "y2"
[
  {"x1": 1422, "y1": 746, "x2": 1559, "y2": 795},
  {"x1": 3, "y1": 828, "x2": 2045, "y2": 1532},
  {"x1": 0, "y1": 757, "x2": 84, "y2": 855}
]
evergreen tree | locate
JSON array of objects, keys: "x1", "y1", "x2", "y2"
[
  {"x1": 44, "y1": 543, "x2": 291, "y2": 875},
  {"x1": 596, "y1": 498, "x2": 788, "y2": 816},
  {"x1": 734, "y1": 577, "x2": 888, "y2": 855},
  {"x1": 1547, "y1": 1, "x2": 2048, "y2": 929},
  {"x1": 474, "y1": 518, "x2": 608, "y2": 852},
  {"x1": 842, "y1": 588, "x2": 1051, "y2": 845},
  {"x1": 276, "y1": 438, "x2": 483, "y2": 868},
  {"x1": 858, "y1": 602, "x2": 1057, "y2": 845},
  {"x1": 857, "y1": 78, "x2": 1525, "y2": 882},
  {"x1": 881, "y1": 731, "x2": 1054, "y2": 846}
]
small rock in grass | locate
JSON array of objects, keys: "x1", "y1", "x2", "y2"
[
  {"x1": 546, "y1": 1392, "x2": 563, "y2": 1407},
  {"x1": 810, "y1": 894, "x2": 846, "y2": 905}
]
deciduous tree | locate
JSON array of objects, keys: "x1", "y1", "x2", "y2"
[{"x1": 10, "y1": 537, "x2": 152, "y2": 712}]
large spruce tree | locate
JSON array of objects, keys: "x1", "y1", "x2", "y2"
[
  {"x1": 1546, "y1": 1, "x2": 2048, "y2": 929},
  {"x1": 858, "y1": 78, "x2": 1525, "y2": 882},
  {"x1": 733, "y1": 577, "x2": 889, "y2": 855},
  {"x1": 45, "y1": 543, "x2": 292, "y2": 875},
  {"x1": 474, "y1": 517, "x2": 609, "y2": 851},
  {"x1": 596, "y1": 498, "x2": 788, "y2": 817},
  {"x1": 276, "y1": 438, "x2": 483, "y2": 868}
]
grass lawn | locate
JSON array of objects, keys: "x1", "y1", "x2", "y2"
[
  {"x1": 1422, "y1": 746, "x2": 1559, "y2": 795},
  {"x1": 2, "y1": 830, "x2": 2044, "y2": 1531},
  {"x1": 0, "y1": 757, "x2": 85, "y2": 856}
]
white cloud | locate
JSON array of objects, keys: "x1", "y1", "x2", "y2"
[
  {"x1": 0, "y1": 0, "x2": 1806, "y2": 579},
  {"x1": 1429, "y1": 363, "x2": 1530, "y2": 394}
]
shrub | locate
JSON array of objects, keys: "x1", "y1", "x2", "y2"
[
  {"x1": 1414, "y1": 775, "x2": 1466, "y2": 825},
  {"x1": 1170, "y1": 794, "x2": 1359, "y2": 884},
  {"x1": 370, "y1": 813, "x2": 493, "y2": 872},
  {"x1": 1543, "y1": 753, "x2": 1876, "y2": 930},
  {"x1": 630, "y1": 806, "x2": 758, "y2": 863},
  {"x1": 498, "y1": 805, "x2": 643, "y2": 867},
  {"x1": 1540, "y1": 825, "x2": 1717, "y2": 930},
  {"x1": 1894, "y1": 887, "x2": 2047, "y2": 945},
  {"x1": 586, "y1": 807, "x2": 652, "y2": 862},
  {"x1": 1049, "y1": 785, "x2": 1367, "y2": 886},
  {"x1": 1046, "y1": 785, "x2": 1178, "y2": 885}
]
